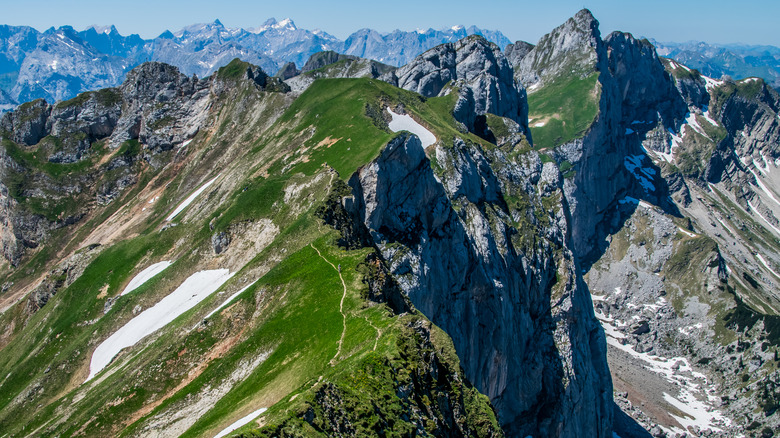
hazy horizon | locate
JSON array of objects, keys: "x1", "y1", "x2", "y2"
[{"x1": 0, "y1": 0, "x2": 778, "y2": 47}]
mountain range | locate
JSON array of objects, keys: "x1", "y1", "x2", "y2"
[
  {"x1": 0, "y1": 8, "x2": 779, "y2": 438},
  {"x1": 652, "y1": 39, "x2": 780, "y2": 90},
  {"x1": 0, "y1": 19, "x2": 511, "y2": 104}
]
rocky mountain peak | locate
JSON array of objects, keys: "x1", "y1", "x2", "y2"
[
  {"x1": 85, "y1": 24, "x2": 119, "y2": 35},
  {"x1": 251, "y1": 18, "x2": 298, "y2": 34},
  {"x1": 121, "y1": 61, "x2": 189, "y2": 97},
  {"x1": 300, "y1": 51, "x2": 357, "y2": 73},
  {"x1": 386, "y1": 35, "x2": 528, "y2": 135},
  {"x1": 504, "y1": 40, "x2": 534, "y2": 67},
  {"x1": 515, "y1": 8, "x2": 602, "y2": 87}
]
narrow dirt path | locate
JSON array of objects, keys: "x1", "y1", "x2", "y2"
[
  {"x1": 363, "y1": 315, "x2": 381, "y2": 351},
  {"x1": 310, "y1": 243, "x2": 347, "y2": 365}
]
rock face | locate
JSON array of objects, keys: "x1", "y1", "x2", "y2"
[
  {"x1": 110, "y1": 61, "x2": 212, "y2": 152},
  {"x1": 274, "y1": 61, "x2": 300, "y2": 79},
  {"x1": 503, "y1": 41, "x2": 534, "y2": 68},
  {"x1": 513, "y1": 9, "x2": 780, "y2": 435},
  {"x1": 517, "y1": 10, "x2": 688, "y2": 263},
  {"x1": 385, "y1": 36, "x2": 529, "y2": 136},
  {"x1": 300, "y1": 51, "x2": 358, "y2": 73},
  {"x1": 345, "y1": 130, "x2": 612, "y2": 436},
  {"x1": 285, "y1": 52, "x2": 396, "y2": 93},
  {"x1": 0, "y1": 98, "x2": 51, "y2": 146},
  {"x1": 514, "y1": 9, "x2": 601, "y2": 88}
]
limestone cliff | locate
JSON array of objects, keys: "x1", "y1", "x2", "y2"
[
  {"x1": 384, "y1": 36, "x2": 529, "y2": 137},
  {"x1": 344, "y1": 129, "x2": 612, "y2": 436}
]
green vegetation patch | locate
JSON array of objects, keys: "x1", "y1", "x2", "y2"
[
  {"x1": 244, "y1": 318, "x2": 502, "y2": 438},
  {"x1": 55, "y1": 88, "x2": 121, "y2": 109},
  {"x1": 527, "y1": 72, "x2": 600, "y2": 148},
  {"x1": 259, "y1": 78, "x2": 473, "y2": 179},
  {"x1": 661, "y1": 58, "x2": 703, "y2": 81},
  {"x1": 725, "y1": 285, "x2": 780, "y2": 347},
  {"x1": 0, "y1": 229, "x2": 182, "y2": 432},
  {"x1": 217, "y1": 58, "x2": 253, "y2": 81}
]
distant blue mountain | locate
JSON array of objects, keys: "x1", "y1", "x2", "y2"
[
  {"x1": 0, "y1": 19, "x2": 513, "y2": 105},
  {"x1": 651, "y1": 39, "x2": 780, "y2": 89}
]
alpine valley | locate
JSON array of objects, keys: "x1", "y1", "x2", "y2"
[{"x1": 0, "y1": 9, "x2": 778, "y2": 438}]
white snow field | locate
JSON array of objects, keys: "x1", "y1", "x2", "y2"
[
  {"x1": 214, "y1": 407, "x2": 268, "y2": 438},
  {"x1": 87, "y1": 269, "x2": 233, "y2": 381},
  {"x1": 386, "y1": 107, "x2": 437, "y2": 147},
  {"x1": 205, "y1": 280, "x2": 258, "y2": 319},
  {"x1": 121, "y1": 261, "x2": 173, "y2": 296},
  {"x1": 166, "y1": 175, "x2": 220, "y2": 221}
]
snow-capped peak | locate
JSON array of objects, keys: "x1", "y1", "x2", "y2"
[
  {"x1": 249, "y1": 17, "x2": 297, "y2": 34},
  {"x1": 86, "y1": 25, "x2": 116, "y2": 35},
  {"x1": 451, "y1": 25, "x2": 465, "y2": 32},
  {"x1": 276, "y1": 18, "x2": 296, "y2": 30}
]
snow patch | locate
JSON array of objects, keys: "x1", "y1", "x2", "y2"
[
  {"x1": 756, "y1": 253, "x2": 780, "y2": 280},
  {"x1": 702, "y1": 75, "x2": 723, "y2": 92},
  {"x1": 747, "y1": 199, "x2": 780, "y2": 236},
  {"x1": 678, "y1": 323, "x2": 703, "y2": 336},
  {"x1": 205, "y1": 280, "x2": 258, "y2": 319},
  {"x1": 624, "y1": 155, "x2": 656, "y2": 192},
  {"x1": 714, "y1": 216, "x2": 736, "y2": 236},
  {"x1": 87, "y1": 269, "x2": 233, "y2": 381},
  {"x1": 663, "y1": 391, "x2": 728, "y2": 433},
  {"x1": 741, "y1": 157, "x2": 780, "y2": 208},
  {"x1": 643, "y1": 297, "x2": 667, "y2": 311},
  {"x1": 598, "y1": 317, "x2": 730, "y2": 433},
  {"x1": 214, "y1": 408, "x2": 268, "y2": 438},
  {"x1": 121, "y1": 261, "x2": 173, "y2": 296},
  {"x1": 756, "y1": 151, "x2": 772, "y2": 175},
  {"x1": 166, "y1": 175, "x2": 220, "y2": 221},
  {"x1": 700, "y1": 105, "x2": 718, "y2": 127},
  {"x1": 678, "y1": 227, "x2": 697, "y2": 238},
  {"x1": 684, "y1": 112, "x2": 707, "y2": 138},
  {"x1": 618, "y1": 196, "x2": 653, "y2": 209},
  {"x1": 386, "y1": 108, "x2": 436, "y2": 147}
]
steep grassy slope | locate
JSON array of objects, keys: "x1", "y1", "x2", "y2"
[
  {"x1": 0, "y1": 73, "x2": 502, "y2": 437},
  {"x1": 527, "y1": 73, "x2": 600, "y2": 148}
]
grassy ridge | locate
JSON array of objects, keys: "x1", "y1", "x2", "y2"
[{"x1": 0, "y1": 76, "x2": 505, "y2": 437}]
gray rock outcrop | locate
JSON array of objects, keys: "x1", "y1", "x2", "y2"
[
  {"x1": 504, "y1": 40, "x2": 534, "y2": 68},
  {"x1": 515, "y1": 9, "x2": 601, "y2": 88},
  {"x1": 274, "y1": 61, "x2": 300, "y2": 80},
  {"x1": 0, "y1": 98, "x2": 51, "y2": 146},
  {"x1": 385, "y1": 35, "x2": 529, "y2": 136}
]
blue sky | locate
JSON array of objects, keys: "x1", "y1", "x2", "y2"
[{"x1": 0, "y1": 0, "x2": 778, "y2": 46}]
